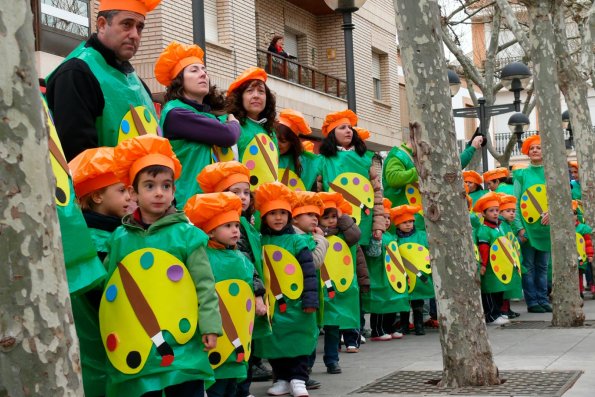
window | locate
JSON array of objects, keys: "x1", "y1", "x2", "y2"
[
  {"x1": 283, "y1": 30, "x2": 298, "y2": 59},
  {"x1": 32, "y1": 0, "x2": 90, "y2": 56},
  {"x1": 205, "y1": 0, "x2": 218, "y2": 43},
  {"x1": 372, "y1": 52, "x2": 382, "y2": 100}
]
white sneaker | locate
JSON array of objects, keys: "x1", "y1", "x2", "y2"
[
  {"x1": 289, "y1": 379, "x2": 309, "y2": 397},
  {"x1": 268, "y1": 380, "x2": 290, "y2": 396},
  {"x1": 489, "y1": 316, "x2": 510, "y2": 326},
  {"x1": 391, "y1": 331, "x2": 404, "y2": 339},
  {"x1": 360, "y1": 335, "x2": 366, "y2": 344}
]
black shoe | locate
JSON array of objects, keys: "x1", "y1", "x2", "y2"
[
  {"x1": 528, "y1": 305, "x2": 546, "y2": 313},
  {"x1": 306, "y1": 378, "x2": 321, "y2": 389},
  {"x1": 306, "y1": 366, "x2": 312, "y2": 374},
  {"x1": 507, "y1": 310, "x2": 520, "y2": 318},
  {"x1": 326, "y1": 363, "x2": 342, "y2": 374},
  {"x1": 251, "y1": 362, "x2": 273, "y2": 381}
]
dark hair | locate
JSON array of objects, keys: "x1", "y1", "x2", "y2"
[
  {"x1": 164, "y1": 70, "x2": 226, "y2": 112},
  {"x1": 468, "y1": 182, "x2": 483, "y2": 192},
  {"x1": 319, "y1": 127, "x2": 367, "y2": 157},
  {"x1": 269, "y1": 35, "x2": 284, "y2": 47},
  {"x1": 225, "y1": 80, "x2": 276, "y2": 134},
  {"x1": 322, "y1": 207, "x2": 337, "y2": 217},
  {"x1": 132, "y1": 165, "x2": 174, "y2": 191},
  {"x1": 275, "y1": 123, "x2": 304, "y2": 176},
  {"x1": 96, "y1": 10, "x2": 119, "y2": 30}
]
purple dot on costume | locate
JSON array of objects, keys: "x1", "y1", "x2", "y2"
[
  {"x1": 106, "y1": 285, "x2": 118, "y2": 302},
  {"x1": 285, "y1": 264, "x2": 296, "y2": 275},
  {"x1": 333, "y1": 242, "x2": 343, "y2": 252},
  {"x1": 246, "y1": 298, "x2": 252, "y2": 312},
  {"x1": 353, "y1": 177, "x2": 360, "y2": 185},
  {"x1": 269, "y1": 141, "x2": 275, "y2": 151},
  {"x1": 363, "y1": 184, "x2": 370, "y2": 192},
  {"x1": 418, "y1": 246, "x2": 423, "y2": 251},
  {"x1": 167, "y1": 265, "x2": 184, "y2": 282},
  {"x1": 273, "y1": 251, "x2": 282, "y2": 261},
  {"x1": 289, "y1": 178, "x2": 297, "y2": 187},
  {"x1": 245, "y1": 160, "x2": 256, "y2": 170},
  {"x1": 580, "y1": 238, "x2": 584, "y2": 243}
]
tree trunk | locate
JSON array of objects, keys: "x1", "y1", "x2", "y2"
[
  {"x1": 393, "y1": 0, "x2": 500, "y2": 387},
  {"x1": 523, "y1": 0, "x2": 584, "y2": 327},
  {"x1": 0, "y1": 2, "x2": 84, "y2": 395}
]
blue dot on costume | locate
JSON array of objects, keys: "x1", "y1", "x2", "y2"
[
  {"x1": 249, "y1": 145, "x2": 258, "y2": 155},
  {"x1": 522, "y1": 195, "x2": 528, "y2": 201},
  {"x1": 140, "y1": 251, "x2": 154, "y2": 270},
  {"x1": 340, "y1": 177, "x2": 348, "y2": 185},
  {"x1": 121, "y1": 120, "x2": 130, "y2": 134},
  {"x1": 492, "y1": 245, "x2": 499, "y2": 251},
  {"x1": 229, "y1": 282, "x2": 240, "y2": 296},
  {"x1": 179, "y1": 318, "x2": 191, "y2": 333},
  {"x1": 407, "y1": 187, "x2": 414, "y2": 194},
  {"x1": 143, "y1": 108, "x2": 151, "y2": 122},
  {"x1": 385, "y1": 255, "x2": 390, "y2": 262},
  {"x1": 290, "y1": 283, "x2": 298, "y2": 291},
  {"x1": 106, "y1": 285, "x2": 118, "y2": 302}
]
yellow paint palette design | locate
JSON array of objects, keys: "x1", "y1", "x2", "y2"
[
  {"x1": 280, "y1": 167, "x2": 307, "y2": 192},
  {"x1": 405, "y1": 183, "x2": 424, "y2": 215},
  {"x1": 117, "y1": 105, "x2": 159, "y2": 144},
  {"x1": 576, "y1": 232, "x2": 587, "y2": 263},
  {"x1": 262, "y1": 245, "x2": 304, "y2": 319},
  {"x1": 320, "y1": 236, "x2": 354, "y2": 298},
  {"x1": 242, "y1": 133, "x2": 278, "y2": 191},
  {"x1": 384, "y1": 241, "x2": 408, "y2": 293},
  {"x1": 44, "y1": 100, "x2": 71, "y2": 207},
  {"x1": 398, "y1": 243, "x2": 431, "y2": 293},
  {"x1": 328, "y1": 172, "x2": 374, "y2": 225},
  {"x1": 208, "y1": 279, "x2": 255, "y2": 369},
  {"x1": 99, "y1": 248, "x2": 198, "y2": 374},
  {"x1": 211, "y1": 145, "x2": 236, "y2": 163},
  {"x1": 489, "y1": 236, "x2": 520, "y2": 284},
  {"x1": 520, "y1": 184, "x2": 548, "y2": 224}
]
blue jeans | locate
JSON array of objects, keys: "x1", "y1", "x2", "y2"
[
  {"x1": 142, "y1": 380, "x2": 204, "y2": 397},
  {"x1": 323, "y1": 326, "x2": 340, "y2": 366},
  {"x1": 521, "y1": 243, "x2": 550, "y2": 307},
  {"x1": 207, "y1": 379, "x2": 238, "y2": 397}
]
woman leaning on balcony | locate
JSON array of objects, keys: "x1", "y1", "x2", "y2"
[{"x1": 154, "y1": 41, "x2": 240, "y2": 208}]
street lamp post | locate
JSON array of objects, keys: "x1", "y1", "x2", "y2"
[
  {"x1": 449, "y1": 62, "x2": 532, "y2": 171},
  {"x1": 324, "y1": 0, "x2": 367, "y2": 112},
  {"x1": 562, "y1": 109, "x2": 573, "y2": 149}
]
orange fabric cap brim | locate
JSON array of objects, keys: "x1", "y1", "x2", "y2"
[
  {"x1": 129, "y1": 153, "x2": 176, "y2": 186},
  {"x1": 75, "y1": 173, "x2": 121, "y2": 198},
  {"x1": 483, "y1": 168, "x2": 509, "y2": 182},
  {"x1": 293, "y1": 205, "x2": 322, "y2": 218},
  {"x1": 325, "y1": 118, "x2": 352, "y2": 137},
  {"x1": 463, "y1": 172, "x2": 483, "y2": 186},
  {"x1": 499, "y1": 202, "x2": 516, "y2": 211},
  {"x1": 521, "y1": 135, "x2": 541, "y2": 155},
  {"x1": 393, "y1": 213, "x2": 415, "y2": 225},
  {"x1": 171, "y1": 56, "x2": 203, "y2": 84},
  {"x1": 227, "y1": 67, "x2": 267, "y2": 96},
  {"x1": 215, "y1": 173, "x2": 250, "y2": 193},
  {"x1": 261, "y1": 200, "x2": 292, "y2": 217},
  {"x1": 99, "y1": 0, "x2": 151, "y2": 15},
  {"x1": 203, "y1": 210, "x2": 240, "y2": 234}
]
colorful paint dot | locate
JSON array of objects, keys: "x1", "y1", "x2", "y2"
[
  {"x1": 390, "y1": 274, "x2": 396, "y2": 282},
  {"x1": 580, "y1": 238, "x2": 584, "y2": 243},
  {"x1": 228, "y1": 282, "x2": 240, "y2": 296},
  {"x1": 522, "y1": 195, "x2": 528, "y2": 201},
  {"x1": 407, "y1": 244, "x2": 413, "y2": 249},
  {"x1": 536, "y1": 186, "x2": 542, "y2": 192},
  {"x1": 106, "y1": 285, "x2": 118, "y2": 302},
  {"x1": 106, "y1": 333, "x2": 118, "y2": 351},
  {"x1": 492, "y1": 245, "x2": 499, "y2": 251},
  {"x1": 143, "y1": 108, "x2": 152, "y2": 122},
  {"x1": 246, "y1": 298, "x2": 252, "y2": 312},
  {"x1": 491, "y1": 254, "x2": 497, "y2": 261},
  {"x1": 273, "y1": 251, "x2": 282, "y2": 261},
  {"x1": 285, "y1": 264, "x2": 296, "y2": 275},
  {"x1": 493, "y1": 266, "x2": 500, "y2": 273},
  {"x1": 385, "y1": 255, "x2": 391, "y2": 262},
  {"x1": 386, "y1": 264, "x2": 391, "y2": 272},
  {"x1": 418, "y1": 246, "x2": 423, "y2": 251},
  {"x1": 363, "y1": 184, "x2": 370, "y2": 192},
  {"x1": 353, "y1": 177, "x2": 360, "y2": 185},
  {"x1": 221, "y1": 147, "x2": 229, "y2": 154},
  {"x1": 290, "y1": 283, "x2": 298, "y2": 291},
  {"x1": 269, "y1": 141, "x2": 275, "y2": 151},
  {"x1": 126, "y1": 351, "x2": 142, "y2": 369},
  {"x1": 140, "y1": 251, "x2": 154, "y2": 269},
  {"x1": 407, "y1": 187, "x2": 414, "y2": 194},
  {"x1": 528, "y1": 217, "x2": 534, "y2": 222},
  {"x1": 260, "y1": 135, "x2": 267, "y2": 144},
  {"x1": 522, "y1": 211, "x2": 528, "y2": 217},
  {"x1": 333, "y1": 242, "x2": 343, "y2": 252},
  {"x1": 289, "y1": 178, "x2": 297, "y2": 187},
  {"x1": 425, "y1": 256, "x2": 430, "y2": 261},
  {"x1": 521, "y1": 203, "x2": 527, "y2": 209},
  {"x1": 343, "y1": 255, "x2": 351, "y2": 265},
  {"x1": 249, "y1": 322, "x2": 254, "y2": 334},
  {"x1": 340, "y1": 177, "x2": 348, "y2": 185},
  {"x1": 121, "y1": 119, "x2": 130, "y2": 134},
  {"x1": 410, "y1": 198, "x2": 417, "y2": 203},
  {"x1": 179, "y1": 318, "x2": 191, "y2": 333},
  {"x1": 339, "y1": 277, "x2": 347, "y2": 286},
  {"x1": 167, "y1": 265, "x2": 184, "y2": 282},
  {"x1": 390, "y1": 242, "x2": 397, "y2": 250},
  {"x1": 249, "y1": 145, "x2": 258, "y2": 155}
]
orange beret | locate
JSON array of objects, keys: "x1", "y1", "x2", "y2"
[
  {"x1": 321, "y1": 110, "x2": 358, "y2": 137},
  {"x1": 113, "y1": 135, "x2": 182, "y2": 186},
  {"x1": 227, "y1": 67, "x2": 267, "y2": 96},
  {"x1": 278, "y1": 109, "x2": 311, "y2": 136},
  {"x1": 498, "y1": 194, "x2": 517, "y2": 211},
  {"x1": 69, "y1": 147, "x2": 121, "y2": 198},
  {"x1": 197, "y1": 161, "x2": 250, "y2": 193},
  {"x1": 155, "y1": 41, "x2": 205, "y2": 87},
  {"x1": 568, "y1": 161, "x2": 579, "y2": 170},
  {"x1": 184, "y1": 192, "x2": 242, "y2": 233},
  {"x1": 302, "y1": 140, "x2": 315, "y2": 153},
  {"x1": 511, "y1": 162, "x2": 528, "y2": 170},
  {"x1": 292, "y1": 191, "x2": 324, "y2": 217},
  {"x1": 521, "y1": 134, "x2": 541, "y2": 155},
  {"x1": 390, "y1": 204, "x2": 421, "y2": 226},
  {"x1": 254, "y1": 182, "x2": 296, "y2": 216},
  {"x1": 353, "y1": 127, "x2": 370, "y2": 141},
  {"x1": 473, "y1": 191, "x2": 501, "y2": 213},
  {"x1": 483, "y1": 167, "x2": 509, "y2": 182},
  {"x1": 383, "y1": 198, "x2": 392, "y2": 214},
  {"x1": 317, "y1": 192, "x2": 352, "y2": 216},
  {"x1": 99, "y1": 0, "x2": 160, "y2": 16},
  {"x1": 463, "y1": 170, "x2": 483, "y2": 185}
]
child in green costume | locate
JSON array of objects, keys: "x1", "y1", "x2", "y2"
[
  {"x1": 101, "y1": 135, "x2": 222, "y2": 397},
  {"x1": 498, "y1": 194, "x2": 522, "y2": 319},
  {"x1": 572, "y1": 200, "x2": 594, "y2": 297},
  {"x1": 463, "y1": 170, "x2": 488, "y2": 206}
]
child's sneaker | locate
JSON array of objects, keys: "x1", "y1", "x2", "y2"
[
  {"x1": 370, "y1": 334, "x2": 392, "y2": 341},
  {"x1": 289, "y1": 379, "x2": 309, "y2": 397},
  {"x1": 268, "y1": 380, "x2": 290, "y2": 396},
  {"x1": 360, "y1": 335, "x2": 366, "y2": 344},
  {"x1": 391, "y1": 331, "x2": 404, "y2": 339},
  {"x1": 346, "y1": 345, "x2": 359, "y2": 353}
]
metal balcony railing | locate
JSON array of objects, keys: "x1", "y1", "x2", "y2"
[
  {"x1": 494, "y1": 130, "x2": 539, "y2": 157},
  {"x1": 257, "y1": 49, "x2": 347, "y2": 99}
]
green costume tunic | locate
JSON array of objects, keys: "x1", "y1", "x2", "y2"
[
  {"x1": 279, "y1": 151, "x2": 320, "y2": 192},
  {"x1": 469, "y1": 189, "x2": 489, "y2": 207},
  {"x1": 320, "y1": 150, "x2": 375, "y2": 245},
  {"x1": 160, "y1": 99, "x2": 229, "y2": 208},
  {"x1": 101, "y1": 212, "x2": 222, "y2": 396},
  {"x1": 362, "y1": 233, "x2": 410, "y2": 313},
  {"x1": 49, "y1": 42, "x2": 158, "y2": 148},
  {"x1": 254, "y1": 234, "x2": 318, "y2": 359},
  {"x1": 237, "y1": 119, "x2": 279, "y2": 191},
  {"x1": 319, "y1": 234, "x2": 360, "y2": 329},
  {"x1": 576, "y1": 222, "x2": 592, "y2": 271},
  {"x1": 499, "y1": 220, "x2": 524, "y2": 299},
  {"x1": 495, "y1": 183, "x2": 514, "y2": 195},
  {"x1": 205, "y1": 247, "x2": 255, "y2": 381},
  {"x1": 397, "y1": 230, "x2": 435, "y2": 300},
  {"x1": 476, "y1": 223, "x2": 519, "y2": 294},
  {"x1": 571, "y1": 180, "x2": 582, "y2": 200}
]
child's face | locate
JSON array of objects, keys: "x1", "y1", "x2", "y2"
[
  {"x1": 264, "y1": 209, "x2": 289, "y2": 231},
  {"x1": 209, "y1": 221, "x2": 241, "y2": 246},
  {"x1": 334, "y1": 124, "x2": 353, "y2": 148},
  {"x1": 319, "y1": 209, "x2": 338, "y2": 228},
  {"x1": 484, "y1": 206, "x2": 500, "y2": 223},
  {"x1": 465, "y1": 181, "x2": 478, "y2": 192},
  {"x1": 276, "y1": 133, "x2": 290, "y2": 155},
  {"x1": 500, "y1": 208, "x2": 515, "y2": 222},
  {"x1": 228, "y1": 182, "x2": 251, "y2": 211},
  {"x1": 131, "y1": 171, "x2": 175, "y2": 223},
  {"x1": 486, "y1": 179, "x2": 499, "y2": 191},
  {"x1": 397, "y1": 220, "x2": 414, "y2": 233},
  {"x1": 293, "y1": 213, "x2": 318, "y2": 233},
  {"x1": 96, "y1": 182, "x2": 131, "y2": 218},
  {"x1": 384, "y1": 214, "x2": 391, "y2": 229}
]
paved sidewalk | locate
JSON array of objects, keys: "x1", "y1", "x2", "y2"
[{"x1": 250, "y1": 298, "x2": 595, "y2": 396}]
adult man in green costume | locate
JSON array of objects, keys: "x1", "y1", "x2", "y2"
[{"x1": 46, "y1": 0, "x2": 160, "y2": 161}]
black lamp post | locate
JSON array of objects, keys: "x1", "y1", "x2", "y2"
[
  {"x1": 562, "y1": 109, "x2": 573, "y2": 149},
  {"x1": 508, "y1": 112, "x2": 531, "y2": 150},
  {"x1": 449, "y1": 61, "x2": 532, "y2": 171},
  {"x1": 192, "y1": 0, "x2": 207, "y2": 65},
  {"x1": 324, "y1": 0, "x2": 368, "y2": 112}
]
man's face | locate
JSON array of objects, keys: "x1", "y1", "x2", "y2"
[{"x1": 97, "y1": 11, "x2": 145, "y2": 62}]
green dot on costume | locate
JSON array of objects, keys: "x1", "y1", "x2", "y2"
[
  {"x1": 121, "y1": 119, "x2": 130, "y2": 134},
  {"x1": 126, "y1": 351, "x2": 141, "y2": 369},
  {"x1": 221, "y1": 147, "x2": 229, "y2": 154},
  {"x1": 536, "y1": 186, "x2": 542, "y2": 192},
  {"x1": 340, "y1": 278, "x2": 347, "y2": 286},
  {"x1": 55, "y1": 187, "x2": 67, "y2": 205},
  {"x1": 407, "y1": 244, "x2": 412, "y2": 249},
  {"x1": 179, "y1": 318, "x2": 191, "y2": 333},
  {"x1": 106, "y1": 285, "x2": 118, "y2": 302},
  {"x1": 340, "y1": 177, "x2": 348, "y2": 185},
  {"x1": 208, "y1": 351, "x2": 221, "y2": 365},
  {"x1": 143, "y1": 108, "x2": 152, "y2": 122},
  {"x1": 290, "y1": 283, "x2": 298, "y2": 291},
  {"x1": 228, "y1": 282, "x2": 240, "y2": 296},
  {"x1": 140, "y1": 251, "x2": 154, "y2": 269}
]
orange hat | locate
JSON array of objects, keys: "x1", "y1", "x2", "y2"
[
  {"x1": 184, "y1": 192, "x2": 242, "y2": 233},
  {"x1": 383, "y1": 198, "x2": 392, "y2": 214},
  {"x1": 155, "y1": 41, "x2": 205, "y2": 87},
  {"x1": 354, "y1": 127, "x2": 370, "y2": 141},
  {"x1": 498, "y1": 194, "x2": 517, "y2": 211},
  {"x1": 568, "y1": 161, "x2": 579, "y2": 170},
  {"x1": 473, "y1": 191, "x2": 501, "y2": 213},
  {"x1": 254, "y1": 182, "x2": 296, "y2": 216},
  {"x1": 302, "y1": 140, "x2": 315, "y2": 153},
  {"x1": 521, "y1": 134, "x2": 541, "y2": 155},
  {"x1": 292, "y1": 191, "x2": 324, "y2": 217},
  {"x1": 318, "y1": 192, "x2": 352, "y2": 216},
  {"x1": 197, "y1": 161, "x2": 250, "y2": 193},
  {"x1": 113, "y1": 135, "x2": 182, "y2": 186},
  {"x1": 278, "y1": 109, "x2": 311, "y2": 136},
  {"x1": 572, "y1": 200, "x2": 580, "y2": 212},
  {"x1": 321, "y1": 110, "x2": 358, "y2": 137},
  {"x1": 483, "y1": 167, "x2": 509, "y2": 182},
  {"x1": 511, "y1": 162, "x2": 528, "y2": 171},
  {"x1": 390, "y1": 204, "x2": 421, "y2": 226},
  {"x1": 463, "y1": 170, "x2": 483, "y2": 186},
  {"x1": 69, "y1": 147, "x2": 121, "y2": 198},
  {"x1": 227, "y1": 67, "x2": 267, "y2": 96},
  {"x1": 98, "y1": 0, "x2": 160, "y2": 16}
]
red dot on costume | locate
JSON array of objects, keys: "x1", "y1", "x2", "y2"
[
  {"x1": 410, "y1": 198, "x2": 417, "y2": 203},
  {"x1": 106, "y1": 334, "x2": 118, "y2": 351},
  {"x1": 343, "y1": 255, "x2": 351, "y2": 265},
  {"x1": 386, "y1": 264, "x2": 392, "y2": 271},
  {"x1": 260, "y1": 135, "x2": 267, "y2": 144},
  {"x1": 246, "y1": 160, "x2": 256, "y2": 170},
  {"x1": 521, "y1": 203, "x2": 527, "y2": 209},
  {"x1": 491, "y1": 254, "x2": 497, "y2": 261},
  {"x1": 390, "y1": 275, "x2": 396, "y2": 282},
  {"x1": 285, "y1": 264, "x2": 296, "y2": 275}
]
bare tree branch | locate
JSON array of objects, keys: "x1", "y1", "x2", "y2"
[
  {"x1": 497, "y1": 38, "x2": 519, "y2": 53},
  {"x1": 440, "y1": 23, "x2": 485, "y2": 90},
  {"x1": 494, "y1": 0, "x2": 533, "y2": 57},
  {"x1": 450, "y1": 2, "x2": 496, "y2": 25},
  {"x1": 444, "y1": 0, "x2": 484, "y2": 22}
]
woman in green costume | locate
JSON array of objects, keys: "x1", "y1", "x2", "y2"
[
  {"x1": 463, "y1": 170, "x2": 488, "y2": 207},
  {"x1": 155, "y1": 41, "x2": 240, "y2": 208}
]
